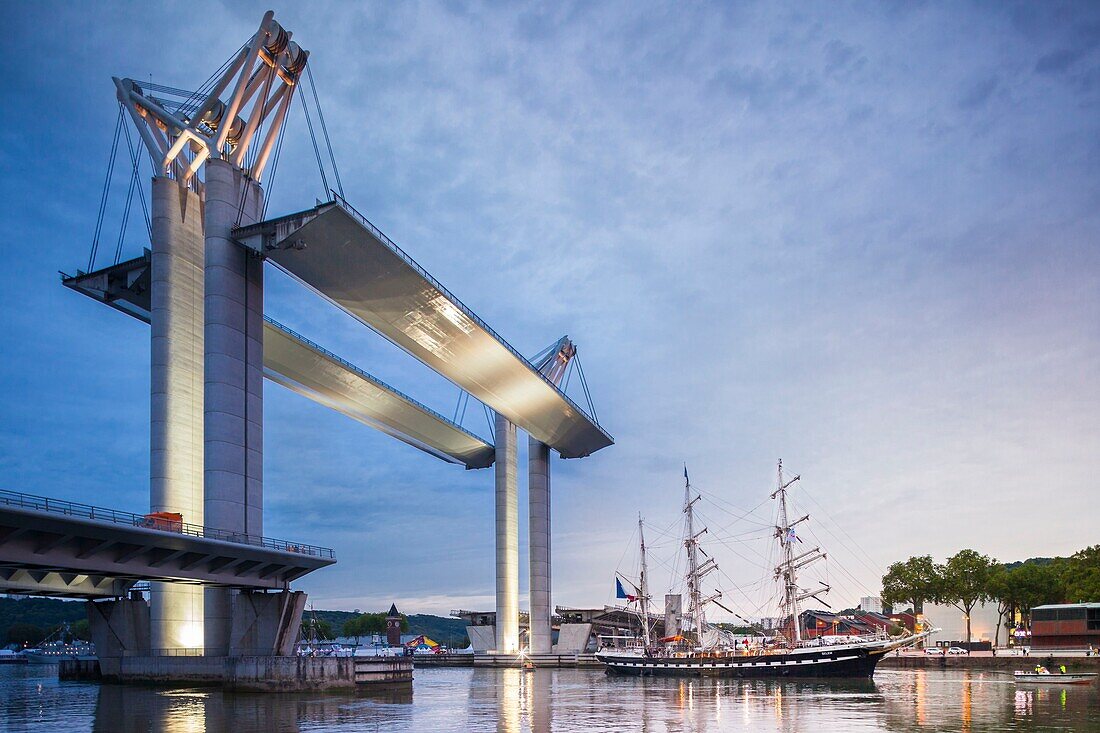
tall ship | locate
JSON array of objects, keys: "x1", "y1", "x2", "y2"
[{"x1": 596, "y1": 462, "x2": 933, "y2": 678}]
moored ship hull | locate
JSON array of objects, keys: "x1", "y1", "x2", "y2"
[{"x1": 597, "y1": 645, "x2": 886, "y2": 678}]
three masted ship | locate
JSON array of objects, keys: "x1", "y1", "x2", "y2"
[{"x1": 596, "y1": 462, "x2": 932, "y2": 678}]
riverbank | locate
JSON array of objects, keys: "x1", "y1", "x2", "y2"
[{"x1": 880, "y1": 653, "x2": 1100, "y2": 671}]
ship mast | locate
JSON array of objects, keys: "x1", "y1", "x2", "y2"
[
  {"x1": 637, "y1": 514, "x2": 653, "y2": 651},
  {"x1": 682, "y1": 469, "x2": 720, "y2": 647},
  {"x1": 772, "y1": 459, "x2": 828, "y2": 644}
]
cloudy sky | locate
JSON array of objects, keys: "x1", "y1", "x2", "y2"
[{"x1": 1, "y1": 1, "x2": 1097, "y2": 618}]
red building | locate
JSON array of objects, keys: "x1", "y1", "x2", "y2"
[
  {"x1": 799, "y1": 611, "x2": 879, "y2": 639},
  {"x1": 1030, "y1": 603, "x2": 1100, "y2": 649}
]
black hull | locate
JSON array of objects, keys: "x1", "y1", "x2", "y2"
[{"x1": 597, "y1": 646, "x2": 886, "y2": 679}]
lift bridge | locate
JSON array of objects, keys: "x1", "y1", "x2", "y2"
[{"x1": 6, "y1": 11, "x2": 612, "y2": 662}]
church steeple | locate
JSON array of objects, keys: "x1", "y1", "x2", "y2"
[{"x1": 386, "y1": 603, "x2": 402, "y2": 647}]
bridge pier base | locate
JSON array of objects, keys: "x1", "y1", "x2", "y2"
[
  {"x1": 229, "y1": 590, "x2": 307, "y2": 656},
  {"x1": 87, "y1": 595, "x2": 151, "y2": 658}
]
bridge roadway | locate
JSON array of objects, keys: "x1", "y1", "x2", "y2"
[
  {"x1": 61, "y1": 255, "x2": 494, "y2": 469},
  {"x1": 235, "y1": 196, "x2": 614, "y2": 459},
  {"x1": 0, "y1": 490, "x2": 334, "y2": 599}
]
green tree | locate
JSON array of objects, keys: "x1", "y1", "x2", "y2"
[
  {"x1": 1012, "y1": 562, "x2": 1065, "y2": 623},
  {"x1": 301, "y1": 617, "x2": 334, "y2": 641},
  {"x1": 67, "y1": 619, "x2": 91, "y2": 642},
  {"x1": 881, "y1": 555, "x2": 939, "y2": 615},
  {"x1": 987, "y1": 566, "x2": 1017, "y2": 647},
  {"x1": 1060, "y1": 545, "x2": 1100, "y2": 603},
  {"x1": 5, "y1": 623, "x2": 46, "y2": 647},
  {"x1": 342, "y1": 612, "x2": 409, "y2": 643},
  {"x1": 939, "y1": 549, "x2": 995, "y2": 644}
]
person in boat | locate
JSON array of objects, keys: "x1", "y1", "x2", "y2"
[
  {"x1": 1059, "y1": 664, "x2": 1067, "y2": 674},
  {"x1": 1034, "y1": 665, "x2": 1049, "y2": 675}
]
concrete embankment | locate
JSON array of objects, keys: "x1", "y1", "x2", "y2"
[
  {"x1": 880, "y1": 654, "x2": 1100, "y2": 671},
  {"x1": 63, "y1": 656, "x2": 412, "y2": 691},
  {"x1": 411, "y1": 652, "x2": 605, "y2": 668}
]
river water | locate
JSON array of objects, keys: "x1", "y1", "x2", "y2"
[{"x1": 1, "y1": 665, "x2": 1097, "y2": 732}]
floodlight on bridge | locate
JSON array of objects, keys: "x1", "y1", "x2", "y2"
[
  {"x1": 60, "y1": 256, "x2": 494, "y2": 469},
  {"x1": 234, "y1": 197, "x2": 615, "y2": 459},
  {"x1": 113, "y1": 11, "x2": 306, "y2": 187}
]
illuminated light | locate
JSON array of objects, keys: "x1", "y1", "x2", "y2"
[{"x1": 179, "y1": 622, "x2": 203, "y2": 650}]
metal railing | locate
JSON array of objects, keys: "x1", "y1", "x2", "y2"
[
  {"x1": 0, "y1": 489, "x2": 334, "y2": 559},
  {"x1": 330, "y1": 193, "x2": 612, "y2": 438},
  {"x1": 264, "y1": 317, "x2": 491, "y2": 446}
]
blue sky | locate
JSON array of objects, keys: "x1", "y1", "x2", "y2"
[{"x1": 1, "y1": 1, "x2": 1098, "y2": 618}]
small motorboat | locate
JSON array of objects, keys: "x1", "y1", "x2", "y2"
[{"x1": 1014, "y1": 671, "x2": 1097, "y2": 685}]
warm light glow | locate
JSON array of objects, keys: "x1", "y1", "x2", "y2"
[{"x1": 179, "y1": 622, "x2": 203, "y2": 650}]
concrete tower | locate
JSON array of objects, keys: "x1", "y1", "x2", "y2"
[
  {"x1": 494, "y1": 411, "x2": 519, "y2": 653},
  {"x1": 202, "y1": 159, "x2": 265, "y2": 655},
  {"x1": 148, "y1": 178, "x2": 206, "y2": 651},
  {"x1": 526, "y1": 337, "x2": 574, "y2": 655},
  {"x1": 113, "y1": 12, "x2": 307, "y2": 654},
  {"x1": 527, "y1": 437, "x2": 552, "y2": 654}
]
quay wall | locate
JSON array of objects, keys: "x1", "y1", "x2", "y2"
[
  {"x1": 880, "y1": 655, "x2": 1100, "y2": 671},
  {"x1": 91, "y1": 655, "x2": 411, "y2": 691}
]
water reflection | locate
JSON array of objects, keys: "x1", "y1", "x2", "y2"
[
  {"x1": 882, "y1": 669, "x2": 1100, "y2": 733},
  {"x1": 3, "y1": 665, "x2": 1099, "y2": 732},
  {"x1": 91, "y1": 680, "x2": 412, "y2": 732}
]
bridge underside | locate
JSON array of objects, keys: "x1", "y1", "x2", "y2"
[
  {"x1": 61, "y1": 254, "x2": 493, "y2": 470},
  {"x1": 235, "y1": 200, "x2": 613, "y2": 459},
  {"x1": 0, "y1": 501, "x2": 333, "y2": 599}
]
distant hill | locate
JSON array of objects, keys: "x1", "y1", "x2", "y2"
[
  {"x1": 1003, "y1": 557, "x2": 1057, "y2": 570},
  {"x1": 1, "y1": 597, "x2": 86, "y2": 645},
  {"x1": 310, "y1": 608, "x2": 469, "y2": 646},
  {"x1": 2, "y1": 597, "x2": 470, "y2": 648}
]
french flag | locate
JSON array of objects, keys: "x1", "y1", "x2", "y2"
[{"x1": 616, "y1": 577, "x2": 637, "y2": 603}]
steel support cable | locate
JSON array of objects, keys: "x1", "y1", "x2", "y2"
[
  {"x1": 574, "y1": 354, "x2": 599, "y2": 424},
  {"x1": 305, "y1": 64, "x2": 344, "y2": 198},
  {"x1": 483, "y1": 404, "x2": 495, "y2": 441},
  {"x1": 783, "y1": 489, "x2": 882, "y2": 593},
  {"x1": 261, "y1": 93, "x2": 292, "y2": 221},
  {"x1": 113, "y1": 153, "x2": 138, "y2": 264},
  {"x1": 175, "y1": 42, "x2": 247, "y2": 120},
  {"x1": 796, "y1": 483, "x2": 885, "y2": 578},
  {"x1": 452, "y1": 389, "x2": 464, "y2": 423},
  {"x1": 694, "y1": 510, "x2": 768, "y2": 569},
  {"x1": 120, "y1": 122, "x2": 152, "y2": 239},
  {"x1": 89, "y1": 107, "x2": 125, "y2": 272},
  {"x1": 695, "y1": 488, "x2": 774, "y2": 529},
  {"x1": 801, "y1": 522, "x2": 877, "y2": 600},
  {"x1": 298, "y1": 81, "x2": 330, "y2": 198}
]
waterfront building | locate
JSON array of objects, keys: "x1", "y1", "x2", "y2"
[
  {"x1": 1030, "y1": 603, "x2": 1100, "y2": 649},
  {"x1": 860, "y1": 596, "x2": 884, "y2": 614}
]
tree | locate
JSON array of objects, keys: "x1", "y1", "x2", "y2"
[
  {"x1": 1012, "y1": 562, "x2": 1064, "y2": 623},
  {"x1": 301, "y1": 617, "x2": 334, "y2": 641},
  {"x1": 986, "y1": 566, "x2": 1014, "y2": 648},
  {"x1": 939, "y1": 549, "x2": 995, "y2": 644},
  {"x1": 342, "y1": 612, "x2": 409, "y2": 644},
  {"x1": 1059, "y1": 545, "x2": 1100, "y2": 603},
  {"x1": 5, "y1": 623, "x2": 46, "y2": 647},
  {"x1": 881, "y1": 555, "x2": 939, "y2": 615},
  {"x1": 67, "y1": 619, "x2": 91, "y2": 642}
]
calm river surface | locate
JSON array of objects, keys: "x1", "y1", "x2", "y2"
[{"x1": 2, "y1": 665, "x2": 1098, "y2": 732}]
